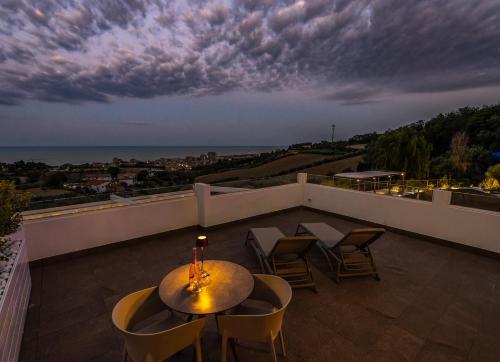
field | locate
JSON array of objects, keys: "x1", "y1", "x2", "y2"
[
  {"x1": 25, "y1": 187, "x2": 74, "y2": 198},
  {"x1": 196, "y1": 153, "x2": 331, "y2": 183},
  {"x1": 196, "y1": 152, "x2": 365, "y2": 184},
  {"x1": 347, "y1": 144, "x2": 367, "y2": 150},
  {"x1": 298, "y1": 155, "x2": 364, "y2": 176}
]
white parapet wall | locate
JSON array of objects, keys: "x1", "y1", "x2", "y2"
[
  {"x1": 304, "y1": 182, "x2": 500, "y2": 254},
  {"x1": 0, "y1": 230, "x2": 31, "y2": 362},
  {"x1": 196, "y1": 182, "x2": 303, "y2": 227},
  {"x1": 20, "y1": 174, "x2": 500, "y2": 261},
  {"x1": 23, "y1": 195, "x2": 199, "y2": 261}
]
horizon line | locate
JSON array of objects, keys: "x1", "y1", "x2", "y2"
[{"x1": 0, "y1": 145, "x2": 287, "y2": 148}]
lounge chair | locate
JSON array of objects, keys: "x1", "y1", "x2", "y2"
[
  {"x1": 295, "y1": 223, "x2": 385, "y2": 283},
  {"x1": 245, "y1": 228, "x2": 317, "y2": 291}
]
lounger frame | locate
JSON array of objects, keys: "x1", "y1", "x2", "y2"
[
  {"x1": 296, "y1": 224, "x2": 384, "y2": 283},
  {"x1": 245, "y1": 231, "x2": 318, "y2": 292}
]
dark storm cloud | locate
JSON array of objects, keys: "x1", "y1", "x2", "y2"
[
  {"x1": 5, "y1": 45, "x2": 35, "y2": 64},
  {"x1": 1, "y1": 0, "x2": 500, "y2": 106},
  {"x1": 0, "y1": 49, "x2": 7, "y2": 63},
  {"x1": 156, "y1": 14, "x2": 177, "y2": 27},
  {"x1": 3, "y1": 50, "x2": 213, "y2": 104},
  {"x1": 8, "y1": 69, "x2": 110, "y2": 104},
  {"x1": 237, "y1": 0, "x2": 276, "y2": 12},
  {"x1": 323, "y1": 85, "x2": 381, "y2": 105},
  {"x1": 0, "y1": 0, "x2": 157, "y2": 51}
]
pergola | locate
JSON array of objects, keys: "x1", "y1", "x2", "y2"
[
  {"x1": 334, "y1": 170, "x2": 403, "y2": 180},
  {"x1": 333, "y1": 170, "x2": 404, "y2": 192}
]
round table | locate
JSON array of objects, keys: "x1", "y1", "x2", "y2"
[{"x1": 159, "y1": 260, "x2": 254, "y2": 315}]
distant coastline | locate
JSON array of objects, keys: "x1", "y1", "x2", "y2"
[{"x1": 0, "y1": 146, "x2": 284, "y2": 166}]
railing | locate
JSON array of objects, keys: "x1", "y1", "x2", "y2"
[
  {"x1": 114, "y1": 184, "x2": 193, "y2": 198},
  {"x1": 27, "y1": 193, "x2": 111, "y2": 211},
  {"x1": 209, "y1": 174, "x2": 297, "y2": 194},
  {"x1": 451, "y1": 190, "x2": 500, "y2": 212},
  {"x1": 405, "y1": 179, "x2": 469, "y2": 189},
  {"x1": 26, "y1": 184, "x2": 194, "y2": 211},
  {"x1": 307, "y1": 175, "x2": 470, "y2": 202}
]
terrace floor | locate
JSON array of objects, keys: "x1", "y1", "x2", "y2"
[{"x1": 20, "y1": 208, "x2": 500, "y2": 362}]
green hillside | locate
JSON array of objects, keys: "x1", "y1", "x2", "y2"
[{"x1": 361, "y1": 103, "x2": 500, "y2": 182}]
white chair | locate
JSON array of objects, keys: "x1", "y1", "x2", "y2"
[
  {"x1": 112, "y1": 286, "x2": 205, "y2": 362},
  {"x1": 217, "y1": 274, "x2": 292, "y2": 362}
]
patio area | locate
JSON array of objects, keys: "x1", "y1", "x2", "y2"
[{"x1": 20, "y1": 208, "x2": 500, "y2": 361}]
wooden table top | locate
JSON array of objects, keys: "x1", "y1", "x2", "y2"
[{"x1": 159, "y1": 260, "x2": 254, "y2": 315}]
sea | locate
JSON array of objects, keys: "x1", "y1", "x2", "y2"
[{"x1": 0, "y1": 146, "x2": 284, "y2": 166}]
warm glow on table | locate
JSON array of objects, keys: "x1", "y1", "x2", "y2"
[
  {"x1": 192, "y1": 291, "x2": 213, "y2": 312},
  {"x1": 159, "y1": 260, "x2": 254, "y2": 315}
]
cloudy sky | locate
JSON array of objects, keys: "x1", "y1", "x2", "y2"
[{"x1": 1, "y1": 0, "x2": 500, "y2": 146}]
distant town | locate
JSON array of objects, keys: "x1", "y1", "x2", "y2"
[
  {"x1": 0, "y1": 150, "x2": 275, "y2": 201},
  {"x1": 62, "y1": 152, "x2": 261, "y2": 193},
  {"x1": 0, "y1": 133, "x2": 373, "y2": 211}
]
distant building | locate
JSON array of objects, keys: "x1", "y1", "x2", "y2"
[
  {"x1": 63, "y1": 182, "x2": 85, "y2": 190},
  {"x1": 91, "y1": 162, "x2": 106, "y2": 168},
  {"x1": 85, "y1": 180, "x2": 109, "y2": 193},
  {"x1": 119, "y1": 176, "x2": 135, "y2": 186},
  {"x1": 208, "y1": 152, "x2": 217, "y2": 162}
]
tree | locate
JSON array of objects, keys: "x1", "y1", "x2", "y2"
[
  {"x1": 468, "y1": 145, "x2": 492, "y2": 182},
  {"x1": 364, "y1": 126, "x2": 432, "y2": 178},
  {"x1": 44, "y1": 172, "x2": 68, "y2": 188},
  {"x1": 136, "y1": 170, "x2": 149, "y2": 184},
  {"x1": 423, "y1": 107, "x2": 475, "y2": 157},
  {"x1": 449, "y1": 131, "x2": 469, "y2": 176},
  {"x1": 27, "y1": 170, "x2": 42, "y2": 183},
  {"x1": 0, "y1": 181, "x2": 31, "y2": 261},
  {"x1": 430, "y1": 154, "x2": 453, "y2": 179},
  {"x1": 486, "y1": 164, "x2": 500, "y2": 180},
  {"x1": 108, "y1": 167, "x2": 120, "y2": 181}
]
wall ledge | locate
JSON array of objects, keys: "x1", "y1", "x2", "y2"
[{"x1": 303, "y1": 206, "x2": 500, "y2": 260}]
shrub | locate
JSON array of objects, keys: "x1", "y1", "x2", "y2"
[
  {"x1": 0, "y1": 181, "x2": 31, "y2": 261},
  {"x1": 486, "y1": 164, "x2": 500, "y2": 181},
  {"x1": 480, "y1": 177, "x2": 500, "y2": 191},
  {"x1": 44, "y1": 171, "x2": 68, "y2": 188},
  {"x1": 481, "y1": 164, "x2": 500, "y2": 191}
]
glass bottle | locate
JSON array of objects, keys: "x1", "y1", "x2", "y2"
[{"x1": 188, "y1": 247, "x2": 201, "y2": 293}]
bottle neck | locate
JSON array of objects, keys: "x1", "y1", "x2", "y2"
[{"x1": 191, "y1": 247, "x2": 197, "y2": 263}]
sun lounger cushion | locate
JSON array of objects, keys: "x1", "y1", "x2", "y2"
[
  {"x1": 249, "y1": 227, "x2": 285, "y2": 257},
  {"x1": 299, "y1": 223, "x2": 345, "y2": 248}
]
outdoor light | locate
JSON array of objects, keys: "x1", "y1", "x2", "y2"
[{"x1": 196, "y1": 235, "x2": 210, "y2": 280}]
